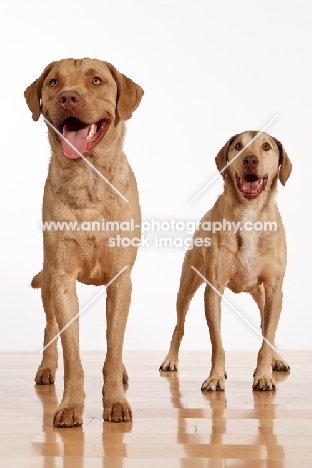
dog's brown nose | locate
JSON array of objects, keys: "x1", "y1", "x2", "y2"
[
  {"x1": 243, "y1": 155, "x2": 258, "y2": 170},
  {"x1": 58, "y1": 90, "x2": 82, "y2": 111}
]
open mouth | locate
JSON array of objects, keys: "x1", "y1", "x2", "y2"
[
  {"x1": 56, "y1": 117, "x2": 110, "y2": 159},
  {"x1": 235, "y1": 174, "x2": 268, "y2": 200}
]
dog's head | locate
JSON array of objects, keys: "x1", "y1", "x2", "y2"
[
  {"x1": 215, "y1": 131, "x2": 292, "y2": 200},
  {"x1": 24, "y1": 58, "x2": 144, "y2": 159}
]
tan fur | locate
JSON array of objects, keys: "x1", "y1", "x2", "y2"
[
  {"x1": 160, "y1": 131, "x2": 292, "y2": 391},
  {"x1": 30, "y1": 271, "x2": 42, "y2": 289},
  {"x1": 25, "y1": 58, "x2": 144, "y2": 426}
]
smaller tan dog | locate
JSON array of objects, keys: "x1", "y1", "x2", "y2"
[
  {"x1": 160, "y1": 131, "x2": 292, "y2": 391},
  {"x1": 24, "y1": 58, "x2": 143, "y2": 426}
]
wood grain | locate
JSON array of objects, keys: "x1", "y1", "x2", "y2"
[{"x1": 0, "y1": 350, "x2": 311, "y2": 467}]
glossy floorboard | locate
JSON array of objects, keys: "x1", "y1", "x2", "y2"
[{"x1": 0, "y1": 351, "x2": 311, "y2": 467}]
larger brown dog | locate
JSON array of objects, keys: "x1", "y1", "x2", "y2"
[
  {"x1": 24, "y1": 58, "x2": 143, "y2": 426},
  {"x1": 160, "y1": 131, "x2": 292, "y2": 391}
]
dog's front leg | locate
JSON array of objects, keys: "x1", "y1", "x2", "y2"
[
  {"x1": 201, "y1": 283, "x2": 226, "y2": 391},
  {"x1": 51, "y1": 274, "x2": 85, "y2": 427},
  {"x1": 103, "y1": 273, "x2": 132, "y2": 422},
  {"x1": 251, "y1": 284, "x2": 290, "y2": 372},
  {"x1": 253, "y1": 282, "x2": 283, "y2": 391}
]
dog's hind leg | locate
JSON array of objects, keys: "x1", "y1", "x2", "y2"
[
  {"x1": 122, "y1": 363, "x2": 129, "y2": 384},
  {"x1": 35, "y1": 264, "x2": 59, "y2": 385},
  {"x1": 159, "y1": 250, "x2": 204, "y2": 372},
  {"x1": 251, "y1": 284, "x2": 290, "y2": 372}
]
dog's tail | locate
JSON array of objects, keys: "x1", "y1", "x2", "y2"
[{"x1": 31, "y1": 271, "x2": 42, "y2": 289}]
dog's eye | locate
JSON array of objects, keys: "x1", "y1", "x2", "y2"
[
  {"x1": 262, "y1": 142, "x2": 271, "y2": 151},
  {"x1": 234, "y1": 142, "x2": 243, "y2": 151},
  {"x1": 49, "y1": 79, "x2": 58, "y2": 87},
  {"x1": 92, "y1": 77, "x2": 102, "y2": 86}
]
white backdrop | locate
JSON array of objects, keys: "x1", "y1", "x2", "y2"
[{"x1": 0, "y1": 0, "x2": 311, "y2": 351}]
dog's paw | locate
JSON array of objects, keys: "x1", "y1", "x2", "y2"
[
  {"x1": 35, "y1": 367, "x2": 56, "y2": 385},
  {"x1": 252, "y1": 374, "x2": 276, "y2": 391},
  {"x1": 201, "y1": 375, "x2": 225, "y2": 391},
  {"x1": 159, "y1": 357, "x2": 178, "y2": 372},
  {"x1": 53, "y1": 403, "x2": 83, "y2": 428},
  {"x1": 272, "y1": 358, "x2": 290, "y2": 372},
  {"x1": 103, "y1": 399, "x2": 132, "y2": 423}
]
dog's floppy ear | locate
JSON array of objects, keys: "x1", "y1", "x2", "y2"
[
  {"x1": 215, "y1": 135, "x2": 238, "y2": 178},
  {"x1": 24, "y1": 62, "x2": 56, "y2": 121},
  {"x1": 273, "y1": 137, "x2": 292, "y2": 186},
  {"x1": 106, "y1": 63, "x2": 144, "y2": 121}
]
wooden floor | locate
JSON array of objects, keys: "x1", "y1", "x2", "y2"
[{"x1": 0, "y1": 351, "x2": 311, "y2": 467}]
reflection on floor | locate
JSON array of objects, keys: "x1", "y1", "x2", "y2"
[{"x1": 0, "y1": 351, "x2": 311, "y2": 467}]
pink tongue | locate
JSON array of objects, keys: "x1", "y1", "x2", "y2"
[
  {"x1": 243, "y1": 181, "x2": 259, "y2": 194},
  {"x1": 61, "y1": 126, "x2": 90, "y2": 159}
]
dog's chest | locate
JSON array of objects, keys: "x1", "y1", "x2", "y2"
[
  {"x1": 223, "y1": 211, "x2": 277, "y2": 292},
  {"x1": 235, "y1": 209, "x2": 268, "y2": 269},
  {"x1": 226, "y1": 240, "x2": 264, "y2": 292},
  {"x1": 237, "y1": 228, "x2": 259, "y2": 269}
]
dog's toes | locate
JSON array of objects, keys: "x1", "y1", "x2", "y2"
[
  {"x1": 253, "y1": 374, "x2": 276, "y2": 391},
  {"x1": 103, "y1": 400, "x2": 132, "y2": 423},
  {"x1": 35, "y1": 367, "x2": 56, "y2": 385},
  {"x1": 159, "y1": 357, "x2": 178, "y2": 372},
  {"x1": 272, "y1": 359, "x2": 290, "y2": 372},
  {"x1": 53, "y1": 404, "x2": 83, "y2": 428},
  {"x1": 201, "y1": 376, "x2": 225, "y2": 392}
]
